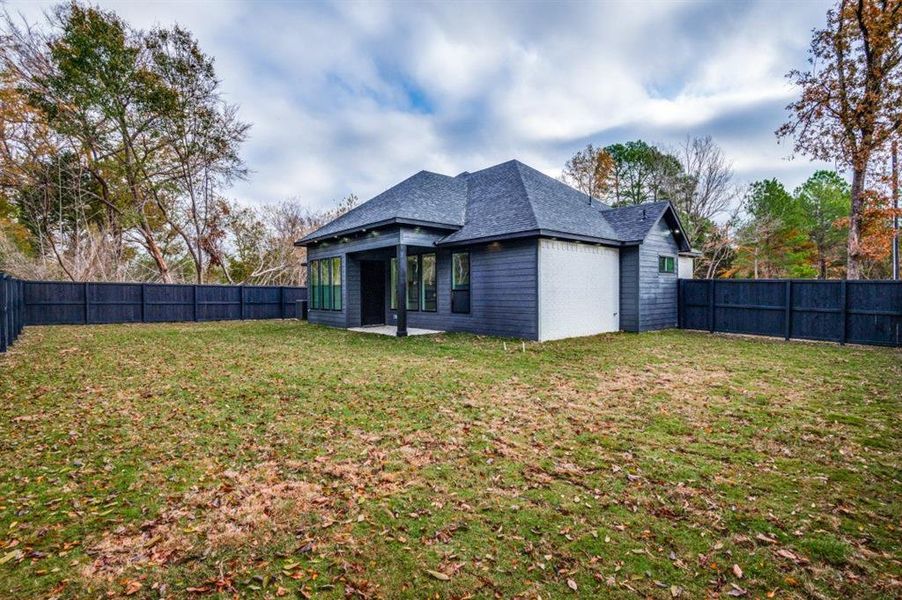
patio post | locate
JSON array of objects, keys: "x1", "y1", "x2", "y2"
[{"x1": 396, "y1": 244, "x2": 408, "y2": 337}]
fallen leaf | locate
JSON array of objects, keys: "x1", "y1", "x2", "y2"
[
  {"x1": 0, "y1": 550, "x2": 22, "y2": 565},
  {"x1": 670, "y1": 584, "x2": 682, "y2": 597},
  {"x1": 755, "y1": 533, "x2": 778, "y2": 544},
  {"x1": 426, "y1": 570, "x2": 450, "y2": 581},
  {"x1": 732, "y1": 564, "x2": 743, "y2": 579},
  {"x1": 124, "y1": 581, "x2": 142, "y2": 596},
  {"x1": 567, "y1": 578, "x2": 578, "y2": 591},
  {"x1": 776, "y1": 549, "x2": 797, "y2": 561}
]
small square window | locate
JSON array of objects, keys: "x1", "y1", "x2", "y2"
[{"x1": 658, "y1": 256, "x2": 675, "y2": 274}]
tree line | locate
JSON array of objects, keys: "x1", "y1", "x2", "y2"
[
  {"x1": 562, "y1": 0, "x2": 900, "y2": 280},
  {"x1": 1, "y1": 0, "x2": 899, "y2": 284},
  {"x1": 0, "y1": 2, "x2": 353, "y2": 285},
  {"x1": 561, "y1": 137, "x2": 897, "y2": 279}
]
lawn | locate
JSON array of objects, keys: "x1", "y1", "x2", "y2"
[{"x1": 0, "y1": 322, "x2": 899, "y2": 599}]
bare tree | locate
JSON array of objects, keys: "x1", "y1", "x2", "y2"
[
  {"x1": 668, "y1": 136, "x2": 737, "y2": 250},
  {"x1": 778, "y1": 0, "x2": 902, "y2": 279}
]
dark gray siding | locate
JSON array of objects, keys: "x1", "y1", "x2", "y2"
[
  {"x1": 307, "y1": 232, "x2": 397, "y2": 328},
  {"x1": 619, "y1": 246, "x2": 639, "y2": 332},
  {"x1": 389, "y1": 240, "x2": 539, "y2": 339},
  {"x1": 637, "y1": 217, "x2": 680, "y2": 331},
  {"x1": 306, "y1": 229, "x2": 539, "y2": 339}
]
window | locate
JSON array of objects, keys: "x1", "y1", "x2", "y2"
[
  {"x1": 321, "y1": 259, "x2": 331, "y2": 309},
  {"x1": 331, "y1": 257, "x2": 342, "y2": 310},
  {"x1": 658, "y1": 255, "x2": 675, "y2": 274},
  {"x1": 406, "y1": 255, "x2": 419, "y2": 310},
  {"x1": 309, "y1": 257, "x2": 342, "y2": 310},
  {"x1": 451, "y1": 252, "x2": 470, "y2": 313},
  {"x1": 310, "y1": 260, "x2": 319, "y2": 309},
  {"x1": 421, "y1": 254, "x2": 436, "y2": 312},
  {"x1": 390, "y1": 253, "x2": 438, "y2": 312},
  {"x1": 390, "y1": 258, "x2": 398, "y2": 310}
]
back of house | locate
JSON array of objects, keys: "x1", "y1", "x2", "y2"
[{"x1": 295, "y1": 159, "x2": 697, "y2": 340}]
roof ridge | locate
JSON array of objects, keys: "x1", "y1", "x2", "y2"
[{"x1": 511, "y1": 160, "x2": 541, "y2": 231}]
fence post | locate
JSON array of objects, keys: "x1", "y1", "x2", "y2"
[
  {"x1": 193, "y1": 285, "x2": 198, "y2": 322},
  {"x1": 240, "y1": 285, "x2": 246, "y2": 320},
  {"x1": 1, "y1": 275, "x2": 8, "y2": 353},
  {"x1": 840, "y1": 280, "x2": 848, "y2": 345},
  {"x1": 140, "y1": 284, "x2": 146, "y2": 323},
  {"x1": 784, "y1": 280, "x2": 792, "y2": 340},
  {"x1": 279, "y1": 286, "x2": 284, "y2": 319},
  {"x1": 16, "y1": 279, "x2": 21, "y2": 338},
  {"x1": 18, "y1": 280, "x2": 23, "y2": 337},
  {"x1": 83, "y1": 281, "x2": 90, "y2": 324},
  {"x1": 677, "y1": 280, "x2": 682, "y2": 329},
  {"x1": 708, "y1": 279, "x2": 716, "y2": 333}
]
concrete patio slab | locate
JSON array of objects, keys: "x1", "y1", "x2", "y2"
[{"x1": 348, "y1": 325, "x2": 443, "y2": 337}]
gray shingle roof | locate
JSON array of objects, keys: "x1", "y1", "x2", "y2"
[
  {"x1": 298, "y1": 170, "x2": 467, "y2": 243},
  {"x1": 297, "y1": 159, "x2": 683, "y2": 247},
  {"x1": 600, "y1": 201, "x2": 672, "y2": 242},
  {"x1": 439, "y1": 160, "x2": 618, "y2": 244}
]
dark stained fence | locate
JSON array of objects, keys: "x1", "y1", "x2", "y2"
[
  {"x1": 679, "y1": 279, "x2": 901, "y2": 347},
  {"x1": 1, "y1": 273, "x2": 25, "y2": 353},
  {"x1": 0, "y1": 274, "x2": 306, "y2": 352}
]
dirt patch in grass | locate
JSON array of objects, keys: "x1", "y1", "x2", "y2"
[
  {"x1": 83, "y1": 463, "x2": 330, "y2": 580},
  {"x1": 83, "y1": 441, "x2": 447, "y2": 583}
]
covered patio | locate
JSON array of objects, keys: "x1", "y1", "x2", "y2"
[{"x1": 348, "y1": 325, "x2": 443, "y2": 336}]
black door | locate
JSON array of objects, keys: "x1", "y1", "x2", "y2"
[{"x1": 360, "y1": 261, "x2": 386, "y2": 325}]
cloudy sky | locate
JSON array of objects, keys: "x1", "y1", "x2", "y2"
[{"x1": 8, "y1": 0, "x2": 837, "y2": 212}]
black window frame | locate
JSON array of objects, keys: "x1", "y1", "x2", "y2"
[
  {"x1": 421, "y1": 253, "x2": 437, "y2": 312},
  {"x1": 406, "y1": 254, "x2": 420, "y2": 311},
  {"x1": 658, "y1": 255, "x2": 675, "y2": 274},
  {"x1": 390, "y1": 253, "x2": 438, "y2": 313},
  {"x1": 451, "y1": 251, "x2": 470, "y2": 314},
  {"x1": 309, "y1": 260, "x2": 320, "y2": 309},
  {"x1": 309, "y1": 257, "x2": 342, "y2": 311}
]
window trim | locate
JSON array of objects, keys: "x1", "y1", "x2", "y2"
[
  {"x1": 331, "y1": 256, "x2": 342, "y2": 311},
  {"x1": 658, "y1": 255, "x2": 675, "y2": 274},
  {"x1": 310, "y1": 259, "x2": 320, "y2": 310},
  {"x1": 390, "y1": 253, "x2": 438, "y2": 313},
  {"x1": 451, "y1": 251, "x2": 470, "y2": 314},
  {"x1": 421, "y1": 253, "x2": 437, "y2": 312},
  {"x1": 309, "y1": 257, "x2": 342, "y2": 311},
  {"x1": 406, "y1": 255, "x2": 420, "y2": 311}
]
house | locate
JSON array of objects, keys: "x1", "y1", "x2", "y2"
[{"x1": 295, "y1": 159, "x2": 698, "y2": 340}]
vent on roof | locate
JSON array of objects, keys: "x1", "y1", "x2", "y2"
[
  {"x1": 641, "y1": 208, "x2": 647, "y2": 220},
  {"x1": 456, "y1": 171, "x2": 470, "y2": 178}
]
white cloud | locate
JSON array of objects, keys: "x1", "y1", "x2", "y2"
[{"x1": 5, "y1": 0, "x2": 837, "y2": 209}]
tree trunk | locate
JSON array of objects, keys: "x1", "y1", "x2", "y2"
[
  {"x1": 847, "y1": 167, "x2": 866, "y2": 280},
  {"x1": 139, "y1": 218, "x2": 172, "y2": 283}
]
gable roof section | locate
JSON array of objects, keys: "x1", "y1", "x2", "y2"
[
  {"x1": 601, "y1": 201, "x2": 691, "y2": 251},
  {"x1": 437, "y1": 160, "x2": 619, "y2": 245},
  {"x1": 298, "y1": 170, "x2": 467, "y2": 243}
]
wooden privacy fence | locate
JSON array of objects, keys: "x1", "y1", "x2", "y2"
[
  {"x1": 1, "y1": 274, "x2": 25, "y2": 353},
  {"x1": 0, "y1": 273, "x2": 307, "y2": 352},
  {"x1": 679, "y1": 279, "x2": 901, "y2": 347}
]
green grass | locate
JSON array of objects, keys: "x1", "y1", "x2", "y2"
[{"x1": 0, "y1": 321, "x2": 899, "y2": 599}]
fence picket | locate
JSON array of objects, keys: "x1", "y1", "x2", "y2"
[
  {"x1": 0, "y1": 275, "x2": 307, "y2": 353},
  {"x1": 679, "y1": 279, "x2": 900, "y2": 347}
]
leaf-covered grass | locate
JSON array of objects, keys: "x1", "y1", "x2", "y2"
[{"x1": 0, "y1": 321, "x2": 899, "y2": 598}]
